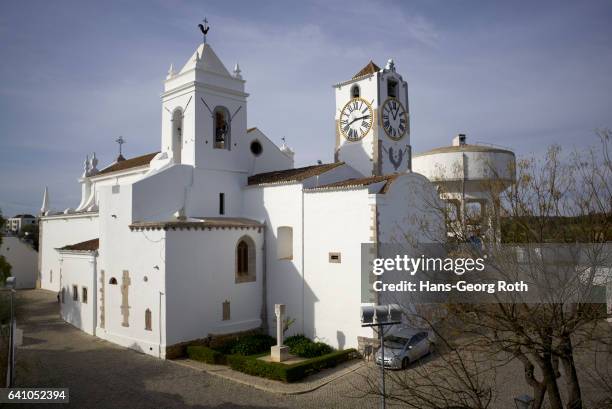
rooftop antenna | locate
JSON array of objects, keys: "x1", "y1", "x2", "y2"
[
  {"x1": 115, "y1": 136, "x2": 126, "y2": 161},
  {"x1": 198, "y1": 18, "x2": 210, "y2": 44}
]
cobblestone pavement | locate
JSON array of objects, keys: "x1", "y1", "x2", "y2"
[{"x1": 13, "y1": 289, "x2": 379, "y2": 409}]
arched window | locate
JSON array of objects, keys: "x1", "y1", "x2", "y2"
[
  {"x1": 172, "y1": 108, "x2": 183, "y2": 163},
  {"x1": 387, "y1": 79, "x2": 398, "y2": 98},
  {"x1": 351, "y1": 84, "x2": 360, "y2": 98},
  {"x1": 145, "y1": 308, "x2": 152, "y2": 331},
  {"x1": 235, "y1": 235, "x2": 256, "y2": 283},
  {"x1": 109, "y1": 277, "x2": 117, "y2": 285},
  {"x1": 213, "y1": 106, "x2": 231, "y2": 150}
]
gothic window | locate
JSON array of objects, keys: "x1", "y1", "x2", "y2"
[
  {"x1": 235, "y1": 235, "x2": 256, "y2": 283},
  {"x1": 109, "y1": 277, "x2": 117, "y2": 285},
  {"x1": 277, "y1": 226, "x2": 293, "y2": 260},
  {"x1": 213, "y1": 107, "x2": 231, "y2": 150},
  {"x1": 72, "y1": 285, "x2": 78, "y2": 301},
  {"x1": 145, "y1": 309, "x2": 152, "y2": 331},
  {"x1": 172, "y1": 108, "x2": 183, "y2": 163},
  {"x1": 351, "y1": 84, "x2": 360, "y2": 98},
  {"x1": 82, "y1": 287, "x2": 88, "y2": 304},
  {"x1": 387, "y1": 79, "x2": 398, "y2": 98}
]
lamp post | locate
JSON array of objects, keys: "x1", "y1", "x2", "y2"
[
  {"x1": 514, "y1": 394, "x2": 535, "y2": 409},
  {"x1": 361, "y1": 304, "x2": 402, "y2": 409},
  {"x1": 5, "y1": 276, "x2": 16, "y2": 387}
]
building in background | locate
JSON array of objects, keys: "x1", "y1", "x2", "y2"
[{"x1": 5, "y1": 214, "x2": 37, "y2": 235}]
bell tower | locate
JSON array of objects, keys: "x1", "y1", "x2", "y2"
[
  {"x1": 161, "y1": 24, "x2": 249, "y2": 172},
  {"x1": 333, "y1": 59, "x2": 411, "y2": 176}
]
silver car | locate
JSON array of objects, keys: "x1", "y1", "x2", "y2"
[{"x1": 375, "y1": 328, "x2": 435, "y2": 369}]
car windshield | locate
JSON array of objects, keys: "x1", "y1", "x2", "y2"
[{"x1": 384, "y1": 335, "x2": 409, "y2": 349}]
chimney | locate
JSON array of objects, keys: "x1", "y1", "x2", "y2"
[{"x1": 452, "y1": 133, "x2": 467, "y2": 146}]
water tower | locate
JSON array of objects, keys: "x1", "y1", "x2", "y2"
[{"x1": 412, "y1": 134, "x2": 515, "y2": 242}]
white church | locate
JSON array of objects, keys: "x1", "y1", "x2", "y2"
[{"x1": 37, "y1": 27, "x2": 513, "y2": 358}]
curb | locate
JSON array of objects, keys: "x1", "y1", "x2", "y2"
[{"x1": 169, "y1": 358, "x2": 366, "y2": 395}]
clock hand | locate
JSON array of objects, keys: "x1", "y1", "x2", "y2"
[{"x1": 348, "y1": 115, "x2": 370, "y2": 126}]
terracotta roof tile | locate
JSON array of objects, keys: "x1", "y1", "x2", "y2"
[
  {"x1": 309, "y1": 175, "x2": 399, "y2": 194},
  {"x1": 60, "y1": 238, "x2": 99, "y2": 251},
  {"x1": 129, "y1": 217, "x2": 263, "y2": 231},
  {"x1": 247, "y1": 162, "x2": 344, "y2": 186},
  {"x1": 353, "y1": 61, "x2": 381, "y2": 79},
  {"x1": 96, "y1": 152, "x2": 159, "y2": 176}
]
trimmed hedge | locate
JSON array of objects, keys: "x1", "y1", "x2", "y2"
[
  {"x1": 187, "y1": 345, "x2": 226, "y2": 365},
  {"x1": 227, "y1": 348, "x2": 357, "y2": 382},
  {"x1": 212, "y1": 334, "x2": 276, "y2": 356}
]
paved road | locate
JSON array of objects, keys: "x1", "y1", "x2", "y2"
[{"x1": 14, "y1": 289, "x2": 378, "y2": 409}]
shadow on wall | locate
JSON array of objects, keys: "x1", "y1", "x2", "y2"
[{"x1": 245, "y1": 184, "x2": 320, "y2": 343}]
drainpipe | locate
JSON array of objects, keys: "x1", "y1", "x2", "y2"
[{"x1": 158, "y1": 290, "x2": 164, "y2": 358}]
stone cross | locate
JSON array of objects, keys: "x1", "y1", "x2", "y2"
[{"x1": 271, "y1": 303, "x2": 289, "y2": 362}]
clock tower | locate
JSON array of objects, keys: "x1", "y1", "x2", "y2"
[{"x1": 333, "y1": 59, "x2": 411, "y2": 177}]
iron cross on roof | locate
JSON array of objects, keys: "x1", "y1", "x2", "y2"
[
  {"x1": 115, "y1": 136, "x2": 126, "y2": 158},
  {"x1": 198, "y1": 18, "x2": 210, "y2": 43}
]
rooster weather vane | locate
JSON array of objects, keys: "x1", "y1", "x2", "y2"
[{"x1": 198, "y1": 18, "x2": 210, "y2": 43}]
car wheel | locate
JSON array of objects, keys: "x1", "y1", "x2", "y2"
[{"x1": 401, "y1": 357, "x2": 409, "y2": 369}]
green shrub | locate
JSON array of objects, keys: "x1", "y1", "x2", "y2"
[
  {"x1": 284, "y1": 334, "x2": 309, "y2": 349},
  {"x1": 187, "y1": 345, "x2": 226, "y2": 365},
  {"x1": 212, "y1": 338, "x2": 238, "y2": 355},
  {"x1": 227, "y1": 349, "x2": 356, "y2": 383},
  {"x1": 230, "y1": 334, "x2": 276, "y2": 356},
  {"x1": 284, "y1": 335, "x2": 333, "y2": 358},
  {"x1": 227, "y1": 354, "x2": 287, "y2": 381}
]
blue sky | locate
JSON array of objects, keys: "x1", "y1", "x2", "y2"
[{"x1": 1, "y1": 0, "x2": 611, "y2": 217}]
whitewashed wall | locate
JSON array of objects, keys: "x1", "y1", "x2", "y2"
[
  {"x1": 39, "y1": 214, "x2": 98, "y2": 292},
  {"x1": 303, "y1": 188, "x2": 374, "y2": 349},
  {"x1": 245, "y1": 128, "x2": 293, "y2": 175},
  {"x1": 377, "y1": 173, "x2": 446, "y2": 245},
  {"x1": 164, "y1": 228, "x2": 263, "y2": 346},
  {"x1": 0, "y1": 236, "x2": 37, "y2": 289},
  {"x1": 243, "y1": 184, "x2": 305, "y2": 337},
  {"x1": 97, "y1": 184, "x2": 167, "y2": 357},
  {"x1": 59, "y1": 252, "x2": 96, "y2": 335}
]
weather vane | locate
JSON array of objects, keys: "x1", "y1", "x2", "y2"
[
  {"x1": 115, "y1": 136, "x2": 126, "y2": 157},
  {"x1": 198, "y1": 18, "x2": 210, "y2": 44}
]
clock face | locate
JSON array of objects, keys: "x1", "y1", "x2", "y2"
[
  {"x1": 381, "y1": 98, "x2": 408, "y2": 140},
  {"x1": 339, "y1": 97, "x2": 373, "y2": 141}
]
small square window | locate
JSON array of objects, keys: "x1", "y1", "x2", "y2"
[
  {"x1": 82, "y1": 287, "x2": 88, "y2": 304},
  {"x1": 329, "y1": 252, "x2": 341, "y2": 263},
  {"x1": 72, "y1": 285, "x2": 78, "y2": 301}
]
